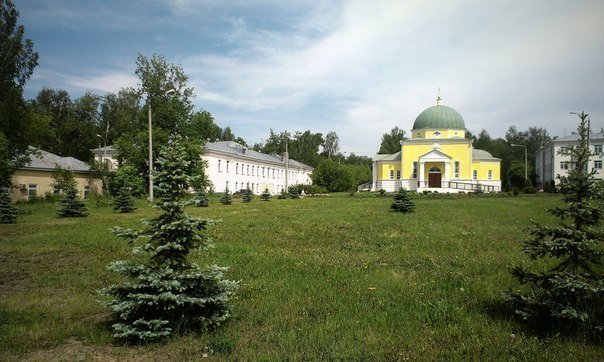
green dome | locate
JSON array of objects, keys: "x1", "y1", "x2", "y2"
[{"x1": 412, "y1": 105, "x2": 465, "y2": 130}]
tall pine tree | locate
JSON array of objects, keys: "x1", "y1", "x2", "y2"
[
  {"x1": 100, "y1": 134, "x2": 238, "y2": 343},
  {"x1": 506, "y1": 113, "x2": 604, "y2": 334}
]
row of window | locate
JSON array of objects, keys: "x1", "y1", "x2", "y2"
[
  {"x1": 388, "y1": 161, "x2": 492, "y2": 180},
  {"x1": 22, "y1": 184, "x2": 90, "y2": 199},
  {"x1": 560, "y1": 145, "x2": 603, "y2": 155},
  {"x1": 225, "y1": 181, "x2": 284, "y2": 194},
  {"x1": 561, "y1": 160, "x2": 603, "y2": 170},
  {"x1": 217, "y1": 160, "x2": 302, "y2": 180}
]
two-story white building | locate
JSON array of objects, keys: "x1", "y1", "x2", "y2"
[
  {"x1": 201, "y1": 141, "x2": 313, "y2": 194},
  {"x1": 535, "y1": 131, "x2": 604, "y2": 187}
]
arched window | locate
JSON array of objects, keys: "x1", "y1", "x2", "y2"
[
  {"x1": 412, "y1": 162, "x2": 418, "y2": 178},
  {"x1": 472, "y1": 170, "x2": 477, "y2": 180},
  {"x1": 429, "y1": 166, "x2": 441, "y2": 173},
  {"x1": 454, "y1": 161, "x2": 460, "y2": 178},
  {"x1": 389, "y1": 170, "x2": 394, "y2": 180},
  {"x1": 218, "y1": 159, "x2": 222, "y2": 172},
  {"x1": 488, "y1": 170, "x2": 492, "y2": 180},
  {"x1": 396, "y1": 170, "x2": 401, "y2": 179}
]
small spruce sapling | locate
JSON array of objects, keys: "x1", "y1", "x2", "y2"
[
  {"x1": 242, "y1": 187, "x2": 253, "y2": 203},
  {"x1": 260, "y1": 187, "x2": 271, "y2": 201},
  {"x1": 58, "y1": 181, "x2": 88, "y2": 218},
  {"x1": 0, "y1": 187, "x2": 18, "y2": 224},
  {"x1": 194, "y1": 189, "x2": 210, "y2": 207},
  {"x1": 391, "y1": 188, "x2": 415, "y2": 213},
  {"x1": 277, "y1": 190, "x2": 288, "y2": 199},
  {"x1": 220, "y1": 187, "x2": 232, "y2": 205},
  {"x1": 99, "y1": 134, "x2": 238, "y2": 343},
  {"x1": 113, "y1": 186, "x2": 136, "y2": 213},
  {"x1": 505, "y1": 113, "x2": 604, "y2": 334}
]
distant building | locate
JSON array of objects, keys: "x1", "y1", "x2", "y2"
[
  {"x1": 535, "y1": 131, "x2": 604, "y2": 187},
  {"x1": 91, "y1": 145, "x2": 119, "y2": 171},
  {"x1": 372, "y1": 98, "x2": 501, "y2": 193},
  {"x1": 201, "y1": 141, "x2": 313, "y2": 194},
  {"x1": 11, "y1": 148, "x2": 101, "y2": 202}
]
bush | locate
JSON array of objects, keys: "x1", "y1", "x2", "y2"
[
  {"x1": 277, "y1": 190, "x2": 288, "y2": 199},
  {"x1": 0, "y1": 187, "x2": 18, "y2": 224},
  {"x1": 242, "y1": 188, "x2": 253, "y2": 203},
  {"x1": 194, "y1": 190, "x2": 210, "y2": 207},
  {"x1": 522, "y1": 185, "x2": 537, "y2": 194},
  {"x1": 113, "y1": 187, "x2": 136, "y2": 213},
  {"x1": 390, "y1": 189, "x2": 415, "y2": 213},
  {"x1": 220, "y1": 187, "x2": 232, "y2": 205},
  {"x1": 260, "y1": 188, "x2": 271, "y2": 201}
]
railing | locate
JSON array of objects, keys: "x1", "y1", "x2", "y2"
[{"x1": 416, "y1": 181, "x2": 500, "y2": 192}]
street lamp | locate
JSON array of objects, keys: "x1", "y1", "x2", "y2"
[
  {"x1": 511, "y1": 143, "x2": 527, "y2": 181},
  {"x1": 148, "y1": 88, "x2": 176, "y2": 202}
]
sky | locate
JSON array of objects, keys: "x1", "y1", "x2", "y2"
[{"x1": 14, "y1": 0, "x2": 604, "y2": 156}]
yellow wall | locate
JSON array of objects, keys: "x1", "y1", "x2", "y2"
[
  {"x1": 378, "y1": 162, "x2": 401, "y2": 179},
  {"x1": 401, "y1": 142, "x2": 473, "y2": 179},
  {"x1": 471, "y1": 161, "x2": 500, "y2": 181},
  {"x1": 11, "y1": 169, "x2": 101, "y2": 202},
  {"x1": 411, "y1": 128, "x2": 465, "y2": 139}
]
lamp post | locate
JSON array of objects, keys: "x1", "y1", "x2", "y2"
[
  {"x1": 148, "y1": 88, "x2": 176, "y2": 202},
  {"x1": 511, "y1": 143, "x2": 527, "y2": 182}
]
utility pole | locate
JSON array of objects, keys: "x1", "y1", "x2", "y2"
[{"x1": 284, "y1": 142, "x2": 289, "y2": 192}]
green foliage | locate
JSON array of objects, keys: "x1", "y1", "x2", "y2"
[
  {"x1": 193, "y1": 189, "x2": 210, "y2": 207},
  {"x1": 0, "y1": 0, "x2": 38, "y2": 188},
  {"x1": 506, "y1": 114, "x2": 604, "y2": 335},
  {"x1": 277, "y1": 190, "x2": 288, "y2": 199},
  {"x1": 57, "y1": 184, "x2": 88, "y2": 218},
  {"x1": 260, "y1": 187, "x2": 271, "y2": 201},
  {"x1": 391, "y1": 188, "x2": 415, "y2": 213},
  {"x1": 241, "y1": 187, "x2": 253, "y2": 203},
  {"x1": 100, "y1": 134, "x2": 237, "y2": 344},
  {"x1": 288, "y1": 184, "x2": 327, "y2": 195},
  {"x1": 522, "y1": 185, "x2": 537, "y2": 194},
  {"x1": 51, "y1": 165, "x2": 77, "y2": 193},
  {"x1": 110, "y1": 165, "x2": 144, "y2": 197},
  {"x1": 220, "y1": 187, "x2": 232, "y2": 205},
  {"x1": 0, "y1": 186, "x2": 18, "y2": 223},
  {"x1": 378, "y1": 127, "x2": 406, "y2": 154},
  {"x1": 289, "y1": 188, "x2": 300, "y2": 199},
  {"x1": 311, "y1": 158, "x2": 353, "y2": 192},
  {"x1": 113, "y1": 187, "x2": 136, "y2": 213}
]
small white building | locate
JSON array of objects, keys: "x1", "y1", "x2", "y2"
[
  {"x1": 91, "y1": 145, "x2": 119, "y2": 171},
  {"x1": 535, "y1": 131, "x2": 604, "y2": 187},
  {"x1": 201, "y1": 141, "x2": 313, "y2": 194}
]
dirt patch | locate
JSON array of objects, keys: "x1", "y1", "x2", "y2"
[{"x1": 21, "y1": 338, "x2": 154, "y2": 362}]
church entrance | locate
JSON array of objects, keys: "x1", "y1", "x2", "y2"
[{"x1": 428, "y1": 166, "x2": 442, "y2": 188}]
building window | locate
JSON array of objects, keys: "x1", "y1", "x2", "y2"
[
  {"x1": 560, "y1": 162, "x2": 569, "y2": 170},
  {"x1": 226, "y1": 161, "x2": 230, "y2": 173},
  {"x1": 272, "y1": 169, "x2": 275, "y2": 178},
  {"x1": 247, "y1": 165, "x2": 250, "y2": 175},
  {"x1": 454, "y1": 161, "x2": 459, "y2": 178},
  {"x1": 235, "y1": 182, "x2": 238, "y2": 190},
  {"x1": 488, "y1": 170, "x2": 492, "y2": 180},
  {"x1": 28, "y1": 184, "x2": 38, "y2": 199},
  {"x1": 595, "y1": 145, "x2": 603, "y2": 155},
  {"x1": 225, "y1": 181, "x2": 229, "y2": 189},
  {"x1": 389, "y1": 170, "x2": 394, "y2": 180},
  {"x1": 262, "y1": 167, "x2": 265, "y2": 178},
  {"x1": 251, "y1": 165, "x2": 255, "y2": 176},
  {"x1": 396, "y1": 170, "x2": 401, "y2": 179},
  {"x1": 412, "y1": 162, "x2": 418, "y2": 178},
  {"x1": 595, "y1": 160, "x2": 603, "y2": 169},
  {"x1": 472, "y1": 170, "x2": 477, "y2": 180},
  {"x1": 84, "y1": 186, "x2": 90, "y2": 199},
  {"x1": 560, "y1": 146, "x2": 570, "y2": 154},
  {"x1": 218, "y1": 160, "x2": 222, "y2": 172},
  {"x1": 236, "y1": 163, "x2": 239, "y2": 174},
  {"x1": 53, "y1": 185, "x2": 61, "y2": 195}
]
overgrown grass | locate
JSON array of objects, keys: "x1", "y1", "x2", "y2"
[{"x1": 1, "y1": 193, "x2": 603, "y2": 360}]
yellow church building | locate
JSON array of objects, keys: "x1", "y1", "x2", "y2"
[{"x1": 371, "y1": 99, "x2": 501, "y2": 193}]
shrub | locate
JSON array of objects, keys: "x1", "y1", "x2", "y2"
[
  {"x1": 379, "y1": 189, "x2": 386, "y2": 197},
  {"x1": 58, "y1": 181, "x2": 88, "y2": 218},
  {"x1": 391, "y1": 189, "x2": 415, "y2": 213},
  {"x1": 194, "y1": 190, "x2": 210, "y2": 207},
  {"x1": 0, "y1": 187, "x2": 18, "y2": 224},
  {"x1": 277, "y1": 190, "x2": 288, "y2": 199},
  {"x1": 242, "y1": 187, "x2": 253, "y2": 203},
  {"x1": 113, "y1": 187, "x2": 136, "y2": 213},
  {"x1": 522, "y1": 185, "x2": 537, "y2": 194},
  {"x1": 260, "y1": 188, "x2": 271, "y2": 201},
  {"x1": 220, "y1": 187, "x2": 232, "y2": 205}
]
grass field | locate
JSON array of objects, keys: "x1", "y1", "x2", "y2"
[{"x1": 1, "y1": 193, "x2": 603, "y2": 360}]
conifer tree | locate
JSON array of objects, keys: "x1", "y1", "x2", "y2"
[
  {"x1": 277, "y1": 189, "x2": 287, "y2": 199},
  {"x1": 391, "y1": 188, "x2": 415, "y2": 213},
  {"x1": 260, "y1": 187, "x2": 271, "y2": 201},
  {"x1": 100, "y1": 134, "x2": 238, "y2": 343},
  {"x1": 506, "y1": 113, "x2": 604, "y2": 333},
  {"x1": 289, "y1": 188, "x2": 300, "y2": 199},
  {"x1": 220, "y1": 187, "x2": 232, "y2": 205},
  {"x1": 58, "y1": 183, "x2": 88, "y2": 218},
  {"x1": 242, "y1": 187, "x2": 253, "y2": 203},
  {"x1": 0, "y1": 187, "x2": 18, "y2": 224},
  {"x1": 113, "y1": 186, "x2": 136, "y2": 213},
  {"x1": 194, "y1": 189, "x2": 210, "y2": 207}
]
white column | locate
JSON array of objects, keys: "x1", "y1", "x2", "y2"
[
  {"x1": 419, "y1": 161, "x2": 425, "y2": 188},
  {"x1": 444, "y1": 161, "x2": 450, "y2": 183},
  {"x1": 372, "y1": 161, "x2": 378, "y2": 191}
]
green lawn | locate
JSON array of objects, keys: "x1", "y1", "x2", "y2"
[{"x1": 1, "y1": 193, "x2": 602, "y2": 360}]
